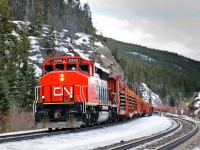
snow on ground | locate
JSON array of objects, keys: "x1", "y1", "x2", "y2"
[
  {"x1": 0, "y1": 115, "x2": 172, "y2": 150},
  {"x1": 195, "y1": 93, "x2": 200, "y2": 100},
  {"x1": 33, "y1": 64, "x2": 42, "y2": 77},
  {"x1": 194, "y1": 92, "x2": 200, "y2": 115},
  {"x1": 74, "y1": 49, "x2": 90, "y2": 60},
  {"x1": 29, "y1": 55, "x2": 44, "y2": 64},
  {"x1": 74, "y1": 33, "x2": 90, "y2": 45},
  {"x1": 29, "y1": 36, "x2": 39, "y2": 45},
  {"x1": 129, "y1": 52, "x2": 155, "y2": 62},
  {"x1": 58, "y1": 46, "x2": 69, "y2": 54},
  {"x1": 139, "y1": 83, "x2": 163, "y2": 106},
  {"x1": 94, "y1": 41, "x2": 103, "y2": 47}
]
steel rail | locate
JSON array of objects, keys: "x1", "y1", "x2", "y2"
[
  {"x1": 107, "y1": 118, "x2": 180, "y2": 150},
  {"x1": 0, "y1": 119, "x2": 132, "y2": 144},
  {"x1": 0, "y1": 129, "x2": 72, "y2": 144},
  {"x1": 0, "y1": 130, "x2": 50, "y2": 139},
  {"x1": 156, "y1": 118, "x2": 199, "y2": 150}
]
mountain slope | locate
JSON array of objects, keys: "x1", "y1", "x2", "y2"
[{"x1": 106, "y1": 38, "x2": 200, "y2": 100}]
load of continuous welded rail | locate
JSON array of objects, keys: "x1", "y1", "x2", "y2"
[{"x1": 34, "y1": 56, "x2": 153, "y2": 129}]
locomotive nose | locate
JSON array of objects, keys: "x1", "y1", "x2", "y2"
[{"x1": 39, "y1": 72, "x2": 76, "y2": 103}]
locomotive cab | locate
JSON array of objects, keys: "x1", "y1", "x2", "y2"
[{"x1": 34, "y1": 56, "x2": 95, "y2": 128}]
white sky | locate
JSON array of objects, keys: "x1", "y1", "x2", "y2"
[{"x1": 81, "y1": 0, "x2": 200, "y2": 62}]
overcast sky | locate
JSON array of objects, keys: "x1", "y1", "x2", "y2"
[{"x1": 80, "y1": 0, "x2": 200, "y2": 61}]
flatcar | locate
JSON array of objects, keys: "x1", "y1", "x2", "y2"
[{"x1": 34, "y1": 56, "x2": 153, "y2": 129}]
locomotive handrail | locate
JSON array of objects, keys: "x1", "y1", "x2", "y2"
[
  {"x1": 81, "y1": 85, "x2": 88, "y2": 114},
  {"x1": 35, "y1": 86, "x2": 42, "y2": 102},
  {"x1": 33, "y1": 86, "x2": 42, "y2": 117},
  {"x1": 82, "y1": 85, "x2": 88, "y2": 102}
]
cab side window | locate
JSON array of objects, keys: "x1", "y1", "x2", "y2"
[{"x1": 78, "y1": 64, "x2": 89, "y2": 74}]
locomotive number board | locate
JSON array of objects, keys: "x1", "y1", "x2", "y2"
[
  {"x1": 53, "y1": 59, "x2": 63, "y2": 63},
  {"x1": 68, "y1": 58, "x2": 79, "y2": 62}
]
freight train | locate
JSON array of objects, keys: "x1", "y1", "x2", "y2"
[{"x1": 34, "y1": 56, "x2": 153, "y2": 129}]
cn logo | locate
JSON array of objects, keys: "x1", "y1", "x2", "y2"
[{"x1": 53, "y1": 87, "x2": 73, "y2": 97}]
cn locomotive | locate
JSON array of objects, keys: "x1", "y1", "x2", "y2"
[{"x1": 34, "y1": 56, "x2": 153, "y2": 129}]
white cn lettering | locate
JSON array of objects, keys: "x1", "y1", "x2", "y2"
[{"x1": 54, "y1": 87, "x2": 73, "y2": 97}]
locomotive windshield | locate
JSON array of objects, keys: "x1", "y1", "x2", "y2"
[
  {"x1": 67, "y1": 64, "x2": 76, "y2": 70},
  {"x1": 55, "y1": 64, "x2": 64, "y2": 70},
  {"x1": 44, "y1": 65, "x2": 53, "y2": 74},
  {"x1": 43, "y1": 57, "x2": 91, "y2": 75}
]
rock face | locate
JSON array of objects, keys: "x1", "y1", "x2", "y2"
[
  {"x1": 133, "y1": 82, "x2": 163, "y2": 106},
  {"x1": 97, "y1": 42, "x2": 124, "y2": 77},
  {"x1": 27, "y1": 24, "x2": 124, "y2": 77},
  {"x1": 187, "y1": 92, "x2": 200, "y2": 116}
]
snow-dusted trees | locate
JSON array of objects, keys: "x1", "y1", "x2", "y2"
[
  {"x1": 83, "y1": 3, "x2": 91, "y2": 18},
  {"x1": 8, "y1": 0, "x2": 96, "y2": 35},
  {"x1": 0, "y1": 0, "x2": 37, "y2": 111},
  {"x1": 0, "y1": 0, "x2": 17, "y2": 111},
  {"x1": 67, "y1": 0, "x2": 80, "y2": 8},
  {"x1": 42, "y1": 26, "x2": 56, "y2": 55}
]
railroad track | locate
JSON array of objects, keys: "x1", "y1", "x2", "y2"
[
  {"x1": 97, "y1": 116, "x2": 198, "y2": 150},
  {"x1": 0, "y1": 119, "x2": 131, "y2": 144},
  {"x1": 0, "y1": 128, "x2": 72, "y2": 144}
]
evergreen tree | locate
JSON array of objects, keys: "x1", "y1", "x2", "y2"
[
  {"x1": 0, "y1": 0, "x2": 37, "y2": 110},
  {"x1": 0, "y1": 80, "x2": 10, "y2": 111},
  {"x1": 0, "y1": 58, "x2": 10, "y2": 111},
  {"x1": 112, "y1": 47, "x2": 120, "y2": 62},
  {"x1": 24, "y1": 64, "x2": 37, "y2": 108},
  {"x1": 43, "y1": 26, "x2": 56, "y2": 55},
  {"x1": 15, "y1": 23, "x2": 33, "y2": 108},
  {"x1": 0, "y1": 0, "x2": 19, "y2": 109},
  {"x1": 169, "y1": 95, "x2": 176, "y2": 106}
]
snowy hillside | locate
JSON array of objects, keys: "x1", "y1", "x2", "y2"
[
  {"x1": 17, "y1": 23, "x2": 124, "y2": 77},
  {"x1": 137, "y1": 83, "x2": 163, "y2": 106},
  {"x1": 129, "y1": 52, "x2": 155, "y2": 62},
  {"x1": 194, "y1": 92, "x2": 200, "y2": 115}
]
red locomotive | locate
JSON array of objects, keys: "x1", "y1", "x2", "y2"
[{"x1": 34, "y1": 56, "x2": 153, "y2": 129}]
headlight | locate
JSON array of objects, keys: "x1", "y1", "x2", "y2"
[
  {"x1": 60, "y1": 77, "x2": 64, "y2": 81},
  {"x1": 60, "y1": 74, "x2": 64, "y2": 81}
]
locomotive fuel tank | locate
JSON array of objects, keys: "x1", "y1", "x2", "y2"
[{"x1": 96, "y1": 106, "x2": 109, "y2": 123}]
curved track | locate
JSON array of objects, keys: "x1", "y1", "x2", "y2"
[
  {"x1": 156, "y1": 117, "x2": 198, "y2": 150},
  {"x1": 96, "y1": 116, "x2": 198, "y2": 150}
]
